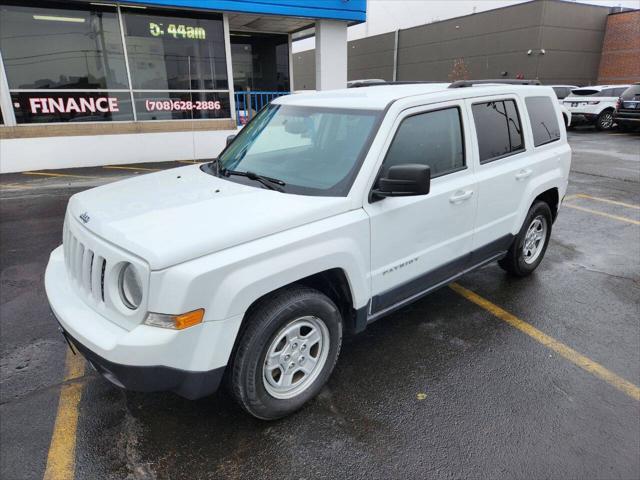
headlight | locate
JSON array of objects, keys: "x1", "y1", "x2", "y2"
[{"x1": 119, "y1": 263, "x2": 143, "y2": 310}]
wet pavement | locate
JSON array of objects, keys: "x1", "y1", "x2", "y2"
[{"x1": 1, "y1": 129, "x2": 639, "y2": 479}]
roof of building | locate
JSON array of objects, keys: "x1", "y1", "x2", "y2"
[{"x1": 275, "y1": 83, "x2": 554, "y2": 110}]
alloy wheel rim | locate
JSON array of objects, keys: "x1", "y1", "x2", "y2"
[
  {"x1": 262, "y1": 316, "x2": 330, "y2": 399},
  {"x1": 601, "y1": 113, "x2": 613, "y2": 129},
  {"x1": 522, "y1": 215, "x2": 547, "y2": 265}
]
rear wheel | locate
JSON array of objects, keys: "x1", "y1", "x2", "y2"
[
  {"x1": 595, "y1": 110, "x2": 614, "y2": 131},
  {"x1": 499, "y1": 201, "x2": 553, "y2": 277},
  {"x1": 230, "y1": 286, "x2": 342, "y2": 420}
]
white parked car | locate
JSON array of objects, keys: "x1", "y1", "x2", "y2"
[
  {"x1": 549, "y1": 85, "x2": 578, "y2": 127},
  {"x1": 563, "y1": 85, "x2": 630, "y2": 130},
  {"x1": 46, "y1": 81, "x2": 571, "y2": 419}
]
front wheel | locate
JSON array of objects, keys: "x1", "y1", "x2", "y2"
[
  {"x1": 498, "y1": 201, "x2": 553, "y2": 277},
  {"x1": 595, "y1": 110, "x2": 614, "y2": 131},
  {"x1": 229, "y1": 286, "x2": 342, "y2": 420}
]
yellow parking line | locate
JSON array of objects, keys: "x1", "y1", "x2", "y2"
[
  {"x1": 43, "y1": 349, "x2": 86, "y2": 480},
  {"x1": 449, "y1": 283, "x2": 640, "y2": 401},
  {"x1": 564, "y1": 204, "x2": 640, "y2": 225},
  {"x1": 102, "y1": 166, "x2": 161, "y2": 172},
  {"x1": 569, "y1": 193, "x2": 640, "y2": 210},
  {"x1": 23, "y1": 172, "x2": 98, "y2": 180}
]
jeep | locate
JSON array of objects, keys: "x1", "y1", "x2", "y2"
[{"x1": 46, "y1": 81, "x2": 571, "y2": 419}]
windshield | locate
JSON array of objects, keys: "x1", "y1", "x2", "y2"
[{"x1": 214, "y1": 104, "x2": 381, "y2": 196}]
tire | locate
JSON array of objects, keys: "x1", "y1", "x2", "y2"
[
  {"x1": 230, "y1": 286, "x2": 342, "y2": 420},
  {"x1": 595, "y1": 110, "x2": 614, "y2": 131},
  {"x1": 498, "y1": 201, "x2": 553, "y2": 277}
]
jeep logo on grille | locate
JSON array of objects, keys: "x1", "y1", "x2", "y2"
[{"x1": 79, "y1": 212, "x2": 90, "y2": 224}]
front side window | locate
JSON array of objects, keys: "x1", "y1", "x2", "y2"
[
  {"x1": 472, "y1": 99, "x2": 524, "y2": 164},
  {"x1": 526, "y1": 96, "x2": 561, "y2": 147},
  {"x1": 382, "y1": 107, "x2": 465, "y2": 178},
  {"x1": 215, "y1": 104, "x2": 380, "y2": 196}
]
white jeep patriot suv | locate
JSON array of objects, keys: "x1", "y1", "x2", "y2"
[{"x1": 46, "y1": 81, "x2": 571, "y2": 419}]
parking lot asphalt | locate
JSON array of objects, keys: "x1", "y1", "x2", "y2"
[{"x1": 1, "y1": 128, "x2": 639, "y2": 480}]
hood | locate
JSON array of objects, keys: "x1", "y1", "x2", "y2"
[{"x1": 68, "y1": 165, "x2": 351, "y2": 270}]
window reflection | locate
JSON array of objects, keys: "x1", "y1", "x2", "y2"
[
  {"x1": 0, "y1": 1, "x2": 128, "y2": 90},
  {"x1": 122, "y1": 9, "x2": 228, "y2": 90}
]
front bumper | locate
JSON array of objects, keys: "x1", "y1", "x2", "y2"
[
  {"x1": 60, "y1": 326, "x2": 224, "y2": 399},
  {"x1": 45, "y1": 246, "x2": 235, "y2": 399}
]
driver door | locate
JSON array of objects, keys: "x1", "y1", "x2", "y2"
[{"x1": 364, "y1": 101, "x2": 477, "y2": 317}]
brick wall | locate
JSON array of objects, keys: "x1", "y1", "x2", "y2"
[{"x1": 597, "y1": 10, "x2": 640, "y2": 84}]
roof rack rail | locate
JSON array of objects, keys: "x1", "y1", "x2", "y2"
[
  {"x1": 448, "y1": 79, "x2": 542, "y2": 88},
  {"x1": 347, "y1": 80, "x2": 442, "y2": 88}
]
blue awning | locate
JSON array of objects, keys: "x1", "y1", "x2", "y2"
[{"x1": 115, "y1": 0, "x2": 366, "y2": 22}]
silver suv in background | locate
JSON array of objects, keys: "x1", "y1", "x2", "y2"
[{"x1": 614, "y1": 83, "x2": 640, "y2": 132}]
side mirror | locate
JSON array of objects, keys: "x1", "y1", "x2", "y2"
[
  {"x1": 226, "y1": 134, "x2": 236, "y2": 146},
  {"x1": 373, "y1": 164, "x2": 431, "y2": 198}
]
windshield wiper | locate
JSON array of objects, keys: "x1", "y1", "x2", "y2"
[{"x1": 222, "y1": 169, "x2": 286, "y2": 192}]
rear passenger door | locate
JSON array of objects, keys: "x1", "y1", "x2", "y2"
[
  {"x1": 467, "y1": 95, "x2": 562, "y2": 258},
  {"x1": 365, "y1": 101, "x2": 477, "y2": 317},
  {"x1": 466, "y1": 96, "x2": 532, "y2": 257}
]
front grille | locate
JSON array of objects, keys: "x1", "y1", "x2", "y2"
[{"x1": 63, "y1": 220, "x2": 107, "y2": 304}]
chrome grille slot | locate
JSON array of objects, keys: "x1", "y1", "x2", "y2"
[
  {"x1": 63, "y1": 222, "x2": 107, "y2": 305},
  {"x1": 90, "y1": 254, "x2": 103, "y2": 302}
]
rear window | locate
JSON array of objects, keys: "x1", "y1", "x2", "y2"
[
  {"x1": 472, "y1": 99, "x2": 524, "y2": 164},
  {"x1": 525, "y1": 96, "x2": 561, "y2": 147},
  {"x1": 569, "y1": 89, "x2": 599, "y2": 97},
  {"x1": 621, "y1": 85, "x2": 640, "y2": 100}
]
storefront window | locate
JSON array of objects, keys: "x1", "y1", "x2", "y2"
[
  {"x1": 0, "y1": 2, "x2": 232, "y2": 124},
  {"x1": 0, "y1": 1, "x2": 128, "y2": 90},
  {"x1": 122, "y1": 9, "x2": 228, "y2": 91},
  {"x1": 231, "y1": 32, "x2": 289, "y2": 92}
]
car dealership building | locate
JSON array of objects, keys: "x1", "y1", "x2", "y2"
[{"x1": 0, "y1": 0, "x2": 365, "y2": 173}]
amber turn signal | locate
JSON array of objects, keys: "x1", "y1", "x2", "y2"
[
  {"x1": 143, "y1": 309, "x2": 205, "y2": 330},
  {"x1": 174, "y1": 309, "x2": 205, "y2": 330}
]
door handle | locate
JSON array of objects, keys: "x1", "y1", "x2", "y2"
[
  {"x1": 449, "y1": 190, "x2": 474, "y2": 204},
  {"x1": 515, "y1": 168, "x2": 533, "y2": 180}
]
